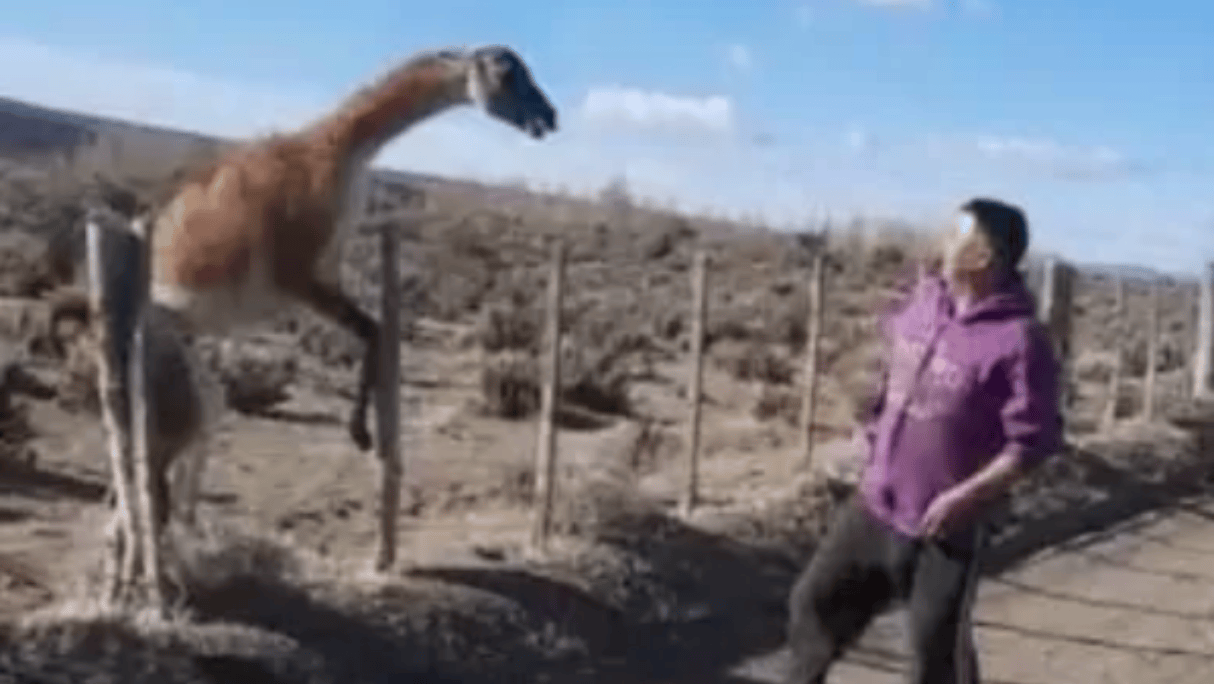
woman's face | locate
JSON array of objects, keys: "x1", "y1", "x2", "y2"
[{"x1": 941, "y1": 211, "x2": 994, "y2": 285}]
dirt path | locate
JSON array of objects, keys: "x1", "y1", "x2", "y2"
[{"x1": 729, "y1": 497, "x2": 1214, "y2": 683}]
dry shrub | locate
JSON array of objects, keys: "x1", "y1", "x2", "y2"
[
  {"x1": 56, "y1": 336, "x2": 100, "y2": 414},
  {"x1": 637, "y1": 216, "x2": 696, "y2": 262},
  {"x1": 478, "y1": 301, "x2": 542, "y2": 353},
  {"x1": 650, "y1": 308, "x2": 685, "y2": 342},
  {"x1": 0, "y1": 374, "x2": 39, "y2": 465},
  {"x1": 722, "y1": 343, "x2": 795, "y2": 385},
  {"x1": 764, "y1": 297, "x2": 809, "y2": 351},
  {"x1": 480, "y1": 352, "x2": 541, "y2": 419},
  {"x1": 866, "y1": 243, "x2": 907, "y2": 276},
  {"x1": 296, "y1": 320, "x2": 361, "y2": 368},
  {"x1": 561, "y1": 337, "x2": 634, "y2": 416},
  {"x1": 479, "y1": 332, "x2": 638, "y2": 420},
  {"x1": 752, "y1": 385, "x2": 800, "y2": 426},
  {"x1": 1126, "y1": 335, "x2": 1188, "y2": 377},
  {"x1": 705, "y1": 316, "x2": 757, "y2": 347},
  {"x1": 201, "y1": 339, "x2": 298, "y2": 414},
  {"x1": 424, "y1": 263, "x2": 494, "y2": 321},
  {"x1": 418, "y1": 213, "x2": 515, "y2": 321},
  {"x1": 0, "y1": 231, "x2": 60, "y2": 298},
  {"x1": 627, "y1": 419, "x2": 681, "y2": 475}
]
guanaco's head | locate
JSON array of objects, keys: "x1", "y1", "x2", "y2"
[{"x1": 463, "y1": 46, "x2": 557, "y2": 139}]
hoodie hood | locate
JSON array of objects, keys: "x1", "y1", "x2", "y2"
[{"x1": 952, "y1": 270, "x2": 1038, "y2": 323}]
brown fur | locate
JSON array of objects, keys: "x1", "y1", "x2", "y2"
[{"x1": 143, "y1": 53, "x2": 463, "y2": 452}]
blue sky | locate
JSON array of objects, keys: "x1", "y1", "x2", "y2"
[{"x1": 1, "y1": 0, "x2": 1211, "y2": 274}]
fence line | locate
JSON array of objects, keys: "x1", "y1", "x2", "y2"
[
  {"x1": 277, "y1": 221, "x2": 1204, "y2": 555},
  {"x1": 506, "y1": 249, "x2": 1093, "y2": 531}
]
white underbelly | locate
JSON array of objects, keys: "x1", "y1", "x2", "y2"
[{"x1": 151, "y1": 257, "x2": 287, "y2": 335}]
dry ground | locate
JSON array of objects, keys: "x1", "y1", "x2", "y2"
[{"x1": 0, "y1": 142, "x2": 1211, "y2": 683}]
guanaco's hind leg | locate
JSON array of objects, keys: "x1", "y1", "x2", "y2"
[{"x1": 286, "y1": 277, "x2": 380, "y2": 452}]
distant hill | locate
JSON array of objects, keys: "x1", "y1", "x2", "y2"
[
  {"x1": 0, "y1": 94, "x2": 460, "y2": 192},
  {"x1": 0, "y1": 93, "x2": 743, "y2": 235}
]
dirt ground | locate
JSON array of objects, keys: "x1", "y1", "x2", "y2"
[{"x1": 3, "y1": 329, "x2": 1213, "y2": 683}]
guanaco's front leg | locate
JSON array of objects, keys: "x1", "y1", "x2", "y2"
[{"x1": 284, "y1": 275, "x2": 380, "y2": 452}]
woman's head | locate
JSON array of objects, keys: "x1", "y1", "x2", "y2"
[{"x1": 941, "y1": 197, "x2": 1029, "y2": 287}]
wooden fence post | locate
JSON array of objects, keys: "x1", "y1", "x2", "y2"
[
  {"x1": 1038, "y1": 258, "x2": 1076, "y2": 413},
  {"x1": 530, "y1": 239, "x2": 566, "y2": 551},
  {"x1": 374, "y1": 218, "x2": 403, "y2": 572},
  {"x1": 1143, "y1": 279, "x2": 1160, "y2": 421},
  {"x1": 800, "y1": 249, "x2": 826, "y2": 468},
  {"x1": 1100, "y1": 276, "x2": 1125, "y2": 431},
  {"x1": 1195, "y1": 262, "x2": 1214, "y2": 401},
  {"x1": 680, "y1": 250, "x2": 708, "y2": 517},
  {"x1": 87, "y1": 216, "x2": 137, "y2": 605},
  {"x1": 128, "y1": 223, "x2": 163, "y2": 611}
]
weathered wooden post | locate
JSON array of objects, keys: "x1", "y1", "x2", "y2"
[
  {"x1": 88, "y1": 210, "x2": 163, "y2": 612},
  {"x1": 799, "y1": 248, "x2": 826, "y2": 468},
  {"x1": 680, "y1": 250, "x2": 708, "y2": 517},
  {"x1": 128, "y1": 230, "x2": 164, "y2": 612},
  {"x1": 530, "y1": 239, "x2": 566, "y2": 550},
  {"x1": 86, "y1": 215, "x2": 137, "y2": 605},
  {"x1": 1142, "y1": 279, "x2": 1161, "y2": 421},
  {"x1": 374, "y1": 215, "x2": 403, "y2": 572},
  {"x1": 1194, "y1": 262, "x2": 1214, "y2": 401},
  {"x1": 1038, "y1": 258, "x2": 1076, "y2": 413},
  {"x1": 1100, "y1": 276, "x2": 1126, "y2": 431}
]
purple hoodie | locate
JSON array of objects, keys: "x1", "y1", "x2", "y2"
[{"x1": 858, "y1": 270, "x2": 1063, "y2": 541}]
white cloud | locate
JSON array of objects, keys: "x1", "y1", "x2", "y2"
[
  {"x1": 727, "y1": 44, "x2": 754, "y2": 72},
  {"x1": 845, "y1": 125, "x2": 875, "y2": 154},
  {"x1": 970, "y1": 135, "x2": 1136, "y2": 180},
  {"x1": 852, "y1": 0, "x2": 933, "y2": 9},
  {"x1": 578, "y1": 86, "x2": 735, "y2": 134},
  {"x1": 795, "y1": 5, "x2": 816, "y2": 27},
  {"x1": 959, "y1": 0, "x2": 997, "y2": 18}
]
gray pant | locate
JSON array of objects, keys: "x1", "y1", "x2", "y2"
[{"x1": 784, "y1": 494, "x2": 983, "y2": 684}]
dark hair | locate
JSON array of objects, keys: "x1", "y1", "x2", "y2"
[{"x1": 960, "y1": 197, "x2": 1028, "y2": 269}]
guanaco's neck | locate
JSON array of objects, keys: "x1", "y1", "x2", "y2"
[{"x1": 308, "y1": 50, "x2": 472, "y2": 172}]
